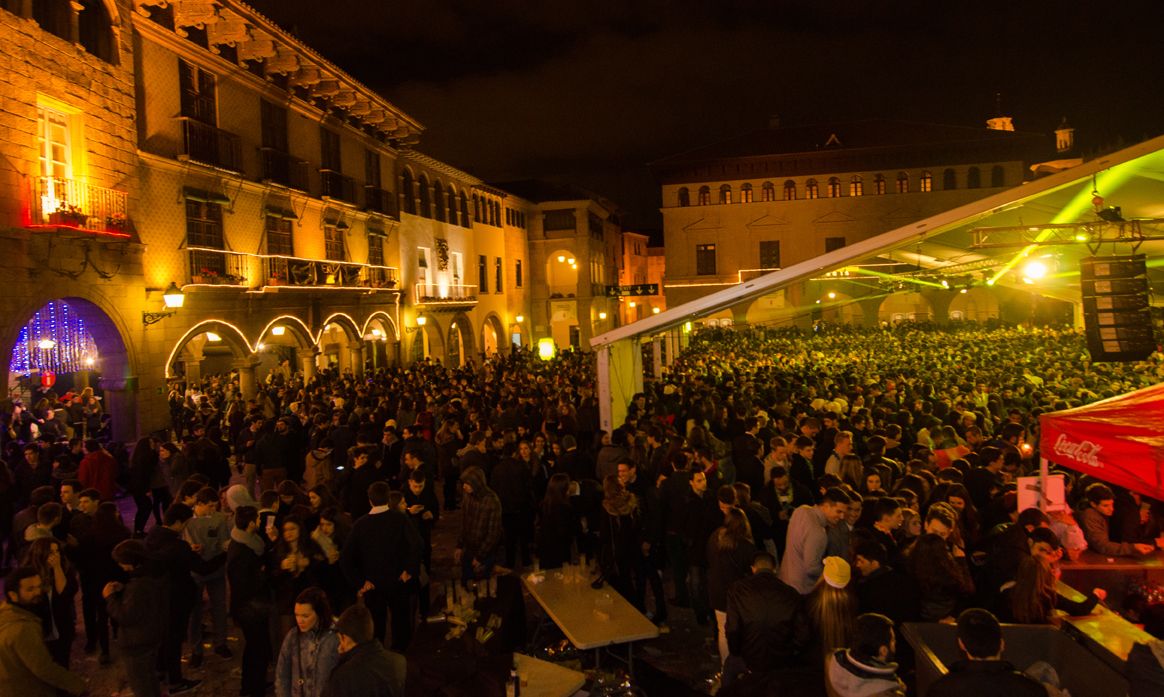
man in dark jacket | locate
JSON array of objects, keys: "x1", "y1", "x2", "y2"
[
  {"x1": 227, "y1": 506, "x2": 272, "y2": 697},
  {"x1": 145, "y1": 503, "x2": 217, "y2": 694},
  {"x1": 724, "y1": 551, "x2": 810, "y2": 681},
  {"x1": 324, "y1": 604, "x2": 405, "y2": 697},
  {"x1": 852, "y1": 539, "x2": 919, "y2": 625},
  {"x1": 619, "y1": 459, "x2": 666, "y2": 626},
  {"x1": 187, "y1": 423, "x2": 229, "y2": 489},
  {"x1": 457, "y1": 466, "x2": 503, "y2": 580},
  {"x1": 254, "y1": 416, "x2": 299, "y2": 490},
  {"x1": 105, "y1": 540, "x2": 167, "y2": 697},
  {"x1": 0, "y1": 566, "x2": 87, "y2": 697},
  {"x1": 927, "y1": 609, "x2": 1045, "y2": 697},
  {"x1": 490, "y1": 454, "x2": 534, "y2": 568},
  {"x1": 337, "y1": 446, "x2": 385, "y2": 520},
  {"x1": 342, "y1": 481, "x2": 422, "y2": 651}
]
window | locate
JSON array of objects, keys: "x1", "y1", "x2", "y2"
[
  {"x1": 265, "y1": 214, "x2": 293, "y2": 280},
  {"x1": 472, "y1": 194, "x2": 481, "y2": 222},
  {"x1": 418, "y1": 175, "x2": 431, "y2": 218},
  {"x1": 460, "y1": 192, "x2": 469, "y2": 227},
  {"x1": 367, "y1": 234, "x2": 384, "y2": 267},
  {"x1": 719, "y1": 184, "x2": 732, "y2": 205},
  {"x1": 179, "y1": 60, "x2": 216, "y2": 125},
  {"x1": 849, "y1": 176, "x2": 863, "y2": 197},
  {"x1": 432, "y1": 180, "x2": 445, "y2": 222},
  {"x1": 991, "y1": 165, "x2": 1005, "y2": 187},
  {"x1": 495, "y1": 257, "x2": 503, "y2": 292},
  {"x1": 515, "y1": 259, "x2": 523, "y2": 288},
  {"x1": 697, "y1": 186, "x2": 711, "y2": 205},
  {"x1": 696, "y1": 244, "x2": 717, "y2": 275},
  {"x1": 186, "y1": 200, "x2": 225, "y2": 276},
  {"x1": 77, "y1": 0, "x2": 116, "y2": 64},
  {"x1": 874, "y1": 174, "x2": 886, "y2": 195},
  {"x1": 37, "y1": 105, "x2": 72, "y2": 180},
  {"x1": 417, "y1": 247, "x2": 431, "y2": 291},
  {"x1": 450, "y1": 251, "x2": 463, "y2": 286},
  {"x1": 967, "y1": 167, "x2": 981, "y2": 189},
  {"x1": 741, "y1": 183, "x2": 753, "y2": 203},
  {"x1": 805, "y1": 179, "x2": 819, "y2": 199},
  {"x1": 261, "y1": 101, "x2": 288, "y2": 152},
  {"x1": 448, "y1": 187, "x2": 458, "y2": 225},
  {"x1": 365, "y1": 150, "x2": 381, "y2": 189},
  {"x1": 783, "y1": 180, "x2": 796, "y2": 200},
  {"x1": 323, "y1": 224, "x2": 345, "y2": 261},
  {"x1": 896, "y1": 172, "x2": 909, "y2": 194},
  {"x1": 678, "y1": 187, "x2": 690, "y2": 207},
  {"x1": 320, "y1": 128, "x2": 341, "y2": 171},
  {"x1": 827, "y1": 177, "x2": 841, "y2": 198},
  {"x1": 919, "y1": 171, "x2": 933, "y2": 193},
  {"x1": 762, "y1": 181, "x2": 775, "y2": 202},
  {"x1": 401, "y1": 169, "x2": 415, "y2": 215},
  {"x1": 825, "y1": 236, "x2": 846, "y2": 253},
  {"x1": 32, "y1": 0, "x2": 71, "y2": 43},
  {"x1": 943, "y1": 168, "x2": 957, "y2": 190},
  {"x1": 544, "y1": 209, "x2": 576, "y2": 231},
  {"x1": 478, "y1": 255, "x2": 488, "y2": 293},
  {"x1": 760, "y1": 240, "x2": 781, "y2": 269}
]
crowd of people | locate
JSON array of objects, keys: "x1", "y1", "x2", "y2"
[{"x1": 0, "y1": 322, "x2": 1163, "y2": 697}]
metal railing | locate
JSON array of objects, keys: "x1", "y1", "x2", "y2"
[
  {"x1": 28, "y1": 177, "x2": 131, "y2": 236},
  {"x1": 180, "y1": 118, "x2": 242, "y2": 172},
  {"x1": 320, "y1": 169, "x2": 357, "y2": 204},
  {"x1": 260, "y1": 148, "x2": 310, "y2": 191},
  {"x1": 364, "y1": 186, "x2": 397, "y2": 217},
  {"x1": 413, "y1": 282, "x2": 478, "y2": 304},
  {"x1": 187, "y1": 247, "x2": 398, "y2": 290}
]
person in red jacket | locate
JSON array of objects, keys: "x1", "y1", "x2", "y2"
[{"x1": 77, "y1": 440, "x2": 117, "y2": 501}]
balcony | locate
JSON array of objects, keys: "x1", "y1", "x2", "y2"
[
  {"x1": 186, "y1": 247, "x2": 398, "y2": 291},
  {"x1": 26, "y1": 177, "x2": 132, "y2": 237},
  {"x1": 364, "y1": 186, "x2": 397, "y2": 218},
  {"x1": 180, "y1": 118, "x2": 242, "y2": 172},
  {"x1": 320, "y1": 169, "x2": 357, "y2": 205},
  {"x1": 413, "y1": 282, "x2": 478, "y2": 309},
  {"x1": 260, "y1": 148, "x2": 310, "y2": 191}
]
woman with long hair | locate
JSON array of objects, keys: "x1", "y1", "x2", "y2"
[
  {"x1": 22, "y1": 536, "x2": 79, "y2": 667},
  {"x1": 706, "y1": 507, "x2": 756, "y2": 666},
  {"x1": 536, "y1": 473, "x2": 576, "y2": 569},
  {"x1": 906, "y1": 533, "x2": 975, "y2": 621},
  {"x1": 999, "y1": 555, "x2": 1101, "y2": 625},
  {"x1": 941, "y1": 483, "x2": 982, "y2": 547},
  {"x1": 806, "y1": 556, "x2": 857, "y2": 665},
  {"x1": 271, "y1": 516, "x2": 326, "y2": 636},
  {"x1": 597, "y1": 474, "x2": 641, "y2": 602},
  {"x1": 274, "y1": 587, "x2": 340, "y2": 697},
  {"x1": 311, "y1": 506, "x2": 352, "y2": 610}
]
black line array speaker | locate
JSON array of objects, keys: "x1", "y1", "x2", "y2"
[{"x1": 1080, "y1": 254, "x2": 1156, "y2": 361}]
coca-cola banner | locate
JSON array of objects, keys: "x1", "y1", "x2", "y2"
[{"x1": 1040, "y1": 383, "x2": 1164, "y2": 500}]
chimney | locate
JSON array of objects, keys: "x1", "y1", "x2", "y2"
[{"x1": 1055, "y1": 117, "x2": 1075, "y2": 153}]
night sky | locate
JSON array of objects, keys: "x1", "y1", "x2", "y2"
[{"x1": 248, "y1": 0, "x2": 1164, "y2": 232}]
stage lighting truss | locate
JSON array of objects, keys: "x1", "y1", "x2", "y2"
[{"x1": 969, "y1": 218, "x2": 1164, "y2": 252}]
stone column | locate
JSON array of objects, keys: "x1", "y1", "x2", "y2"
[
  {"x1": 98, "y1": 376, "x2": 139, "y2": 443},
  {"x1": 298, "y1": 348, "x2": 318, "y2": 382},
  {"x1": 348, "y1": 342, "x2": 366, "y2": 378},
  {"x1": 233, "y1": 357, "x2": 261, "y2": 400},
  {"x1": 69, "y1": 1, "x2": 83, "y2": 44}
]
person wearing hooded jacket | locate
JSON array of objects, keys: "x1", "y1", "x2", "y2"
[
  {"x1": 456, "y1": 466, "x2": 502, "y2": 580},
  {"x1": 104, "y1": 539, "x2": 167, "y2": 697},
  {"x1": 826, "y1": 613, "x2": 906, "y2": 697}
]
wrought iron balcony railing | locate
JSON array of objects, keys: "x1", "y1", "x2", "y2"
[
  {"x1": 320, "y1": 169, "x2": 357, "y2": 204},
  {"x1": 260, "y1": 148, "x2": 310, "y2": 191},
  {"x1": 187, "y1": 247, "x2": 399, "y2": 290},
  {"x1": 179, "y1": 117, "x2": 242, "y2": 172},
  {"x1": 364, "y1": 186, "x2": 397, "y2": 217},
  {"x1": 27, "y1": 177, "x2": 131, "y2": 237},
  {"x1": 413, "y1": 282, "x2": 478, "y2": 306}
]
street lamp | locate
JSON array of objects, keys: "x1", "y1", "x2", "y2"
[{"x1": 143, "y1": 282, "x2": 185, "y2": 325}]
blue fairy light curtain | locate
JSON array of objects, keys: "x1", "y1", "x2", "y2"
[{"x1": 10, "y1": 301, "x2": 99, "y2": 375}]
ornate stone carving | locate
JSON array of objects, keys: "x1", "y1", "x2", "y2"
[
  {"x1": 264, "y1": 47, "x2": 299, "y2": 75},
  {"x1": 289, "y1": 65, "x2": 321, "y2": 87},
  {"x1": 237, "y1": 33, "x2": 277, "y2": 61},
  {"x1": 173, "y1": 0, "x2": 219, "y2": 37},
  {"x1": 206, "y1": 14, "x2": 249, "y2": 51}
]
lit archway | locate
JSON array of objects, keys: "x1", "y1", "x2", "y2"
[
  {"x1": 949, "y1": 287, "x2": 1000, "y2": 322},
  {"x1": 255, "y1": 315, "x2": 314, "y2": 383},
  {"x1": 362, "y1": 312, "x2": 400, "y2": 369},
  {"x1": 878, "y1": 292, "x2": 934, "y2": 324},
  {"x1": 482, "y1": 313, "x2": 505, "y2": 356},
  {"x1": 166, "y1": 319, "x2": 252, "y2": 381},
  {"x1": 448, "y1": 312, "x2": 476, "y2": 366},
  {"x1": 5, "y1": 297, "x2": 132, "y2": 437}
]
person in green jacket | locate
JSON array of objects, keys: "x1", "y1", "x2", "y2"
[{"x1": 0, "y1": 566, "x2": 87, "y2": 697}]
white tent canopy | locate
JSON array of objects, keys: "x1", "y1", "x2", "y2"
[{"x1": 592, "y1": 134, "x2": 1164, "y2": 430}]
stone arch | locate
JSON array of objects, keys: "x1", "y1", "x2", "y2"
[
  {"x1": 316, "y1": 313, "x2": 363, "y2": 373},
  {"x1": 817, "y1": 291, "x2": 863, "y2": 326},
  {"x1": 481, "y1": 312, "x2": 505, "y2": 356},
  {"x1": 878, "y1": 291, "x2": 933, "y2": 324},
  {"x1": 447, "y1": 311, "x2": 476, "y2": 367},
  {"x1": 948, "y1": 287, "x2": 1000, "y2": 322},
  {"x1": 165, "y1": 319, "x2": 253, "y2": 379},
  {"x1": 256, "y1": 315, "x2": 315, "y2": 350},
  {"x1": 546, "y1": 247, "x2": 579, "y2": 297},
  {"x1": 362, "y1": 311, "x2": 399, "y2": 369},
  {"x1": 409, "y1": 314, "x2": 444, "y2": 365},
  {"x1": 3, "y1": 294, "x2": 136, "y2": 439}
]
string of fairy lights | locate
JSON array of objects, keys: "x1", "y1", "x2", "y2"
[{"x1": 9, "y1": 301, "x2": 98, "y2": 375}]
